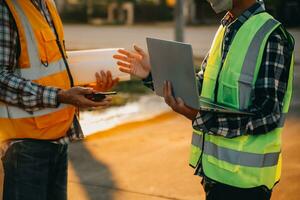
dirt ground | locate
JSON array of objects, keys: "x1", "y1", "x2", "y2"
[{"x1": 66, "y1": 111, "x2": 300, "y2": 200}]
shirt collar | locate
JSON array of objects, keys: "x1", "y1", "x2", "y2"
[{"x1": 221, "y1": 0, "x2": 266, "y2": 27}]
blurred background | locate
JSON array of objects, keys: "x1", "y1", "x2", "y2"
[
  {"x1": 56, "y1": 0, "x2": 300, "y2": 27},
  {"x1": 52, "y1": 0, "x2": 300, "y2": 200}
]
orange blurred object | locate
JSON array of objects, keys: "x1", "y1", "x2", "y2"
[{"x1": 166, "y1": 0, "x2": 176, "y2": 7}]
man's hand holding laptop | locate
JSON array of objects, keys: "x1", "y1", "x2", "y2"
[
  {"x1": 163, "y1": 80, "x2": 198, "y2": 120},
  {"x1": 113, "y1": 45, "x2": 198, "y2": 120}
]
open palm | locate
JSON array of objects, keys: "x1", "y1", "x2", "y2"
[{"x1": 113, "y1": 45, "x2": 151, "y2": 79}]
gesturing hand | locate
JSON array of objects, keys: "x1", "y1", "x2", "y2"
[
  {"x1": 87, "y1": 70, "x2": 119, "y2": 92},
  {"x1": 163, "y1": 81, "x2": 198, "y2": 120},
  {"x1": 57, "y1": 87, "x2": 111, "y2": 109},
  {"x1": 113, "y1": 45, "x2": 151, "y2": 79}
]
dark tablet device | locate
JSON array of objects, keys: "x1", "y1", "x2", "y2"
[
  {"x1": 147, "y1": 37, "x2": 253, "y2": 116},
  {"x1": 85, "y1": 91, "x2": 117, "y2": 102},
  {"x1": 146, "y1": 37, "x2": 199, "y2": 109}
]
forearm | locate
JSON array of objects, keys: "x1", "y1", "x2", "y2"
[{"x1": 0, "y1": 69, "x2": 60, "y2": 112}]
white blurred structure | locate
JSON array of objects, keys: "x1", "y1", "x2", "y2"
[
  {"x1": 67, "y1": 49, "x2": 130, "y2": 85},
  {"x1": 80, "y1": 94, "x2": 171, "y2": 136}
]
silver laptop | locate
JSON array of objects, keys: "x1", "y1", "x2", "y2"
[{"x1": 146, "y1": 37, "x2": 253, "y2": 115}]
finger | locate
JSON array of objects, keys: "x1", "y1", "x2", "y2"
[
  {"x1": 163, "y1": 81, "x2": 171, "y2": 104},
  {"x1": 176, "y1": 97, "x2": 185, "y2": 107},
  {"x1": 118, "y1": 49, "x2": 134, "y2": 58},
  {"x1": 166, "y1": 81, "x2": 173, "y2": 97},
  {"x1": 166, "y1": 96, "x2": 177, "y2": 109},
  {"x1": 101, "y1": 71, "x2": 108, "y2": 88},
  {"x1": 112, "y1": 77, "x2": 120, "y2": 87},
  {"x1": 176, "y1": 97, "x2": 187, "y2": 112},
  {"x1": 80, "y1": 97, "x2": 111, "y2": 108},
  {"x1": 164, "y1": 91, "x2": 176, "y2": 108},
  {"x1": 104, "y1": 96, "x2": 113, "y2": 102},
  {"x1": 176, "y1": 97, "x2": 198, "y2": 114},
  {"x1": 106, "y1": 71, "x2": 113, "y2": 89},
  {"x1": 117, "y1": 61, "x2": 131, "y2": 69},
  {"x1": 113, "y1": 55, "x2": 132, "y2": 63},
  {"x1": 133, "y1": 45, "x2": 146, "y2": 56},
  {"x1": 85, "y1": 102, "x2": 110, "y2": 108},
  {"x1": 118, "y1": 66, "x2": 132, "y2": 74},
  {"x1": 164, "y1": 81, "x2": 178, "y2": 109},
  {"x1": 78, "y1": 87, "x2": 93, "y2": 95},
  {"x1": 163, "y1": 81, "x2": 168, "y2": 100},
  {"x1": 93, "y1": 99, "x2": 112, "y2": 107},
  {"x1": 176, "y1": 97, "x2": 193, "y2": 111},
  {"x1": 96, "y1": 72, "x2": 103, "y2": 85}
]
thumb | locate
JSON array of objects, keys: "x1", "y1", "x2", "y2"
[
  {"x1": 77, "y1": 87, "x2": 94, "y2": 95},
  {"x1": 133, "y1": 45, "x2": 145, "y2": 56},
  {"x1": 176, "y1": 97, "x2": 185, "y2": 106}
]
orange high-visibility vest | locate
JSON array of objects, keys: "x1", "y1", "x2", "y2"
[{"x1": 0, "y1": 0, "x2": 75, "y2": 142}]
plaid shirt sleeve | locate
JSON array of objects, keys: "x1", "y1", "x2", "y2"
[
  {"x1": 192, "y1": 28, "x2": 293, "y2": 138},
  {"x1": 0, "y1": 2, "x2": 60, "y2": 112},
  {"x1": 142, "y1": 73, "x2": 155, "y2": 90}
]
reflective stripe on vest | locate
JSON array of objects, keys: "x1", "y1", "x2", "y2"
[
  {"x1": 0, "y1": 104, "x2": 70, "y2": 119},
  {"x1": 238, "y1": 19, "x2": 280, "y2": 109},
  {"x1": 191, "y1": 113, "x2": 287, "y2": 168},
  {"x1": 0, "y1": 0, "x2": 75, "y2": 142},
  {"x1": 191, "y1": 132, "x2": 280, "y2": 168}
]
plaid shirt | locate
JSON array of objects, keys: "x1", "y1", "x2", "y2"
[
  {"x1": 144, "y1": 1, "x2": 293, "y2": 138},
  {"x1": 0, "y1": 0, "x2": 83, "y2": 145}
]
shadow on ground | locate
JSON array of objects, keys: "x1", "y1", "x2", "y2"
[{"x1": 69, "y1": 142, "x2": 115, "y2": 200}]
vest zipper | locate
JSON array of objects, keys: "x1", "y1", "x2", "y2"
[{"x1": 54, "y1": 37, "x2": 75, "y2": 87}]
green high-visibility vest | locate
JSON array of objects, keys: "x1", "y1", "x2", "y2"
[{"x1": 189, "y1": 12, "x2": 295, "y2": 189}]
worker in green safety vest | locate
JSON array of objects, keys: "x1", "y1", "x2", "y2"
[{"x1": 113, "y1": 0, "x2": 295, "y2": 199}]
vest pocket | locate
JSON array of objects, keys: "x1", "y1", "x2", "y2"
[
  {"x1": 34, "y1": 108, "x2": 71, "y2": 129},
  {"x1": 219, "y1": 72, "x2": 239, "y2": 109},
  {"x1": 40, "y1": 29, "x2": 61, "y2": 64},
  {"x1": 33, "y1": 71, "x2": 70, "y2": 90},
  {"x1": 222, "y1": 83, "x2": 238, "y2": 108}
]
